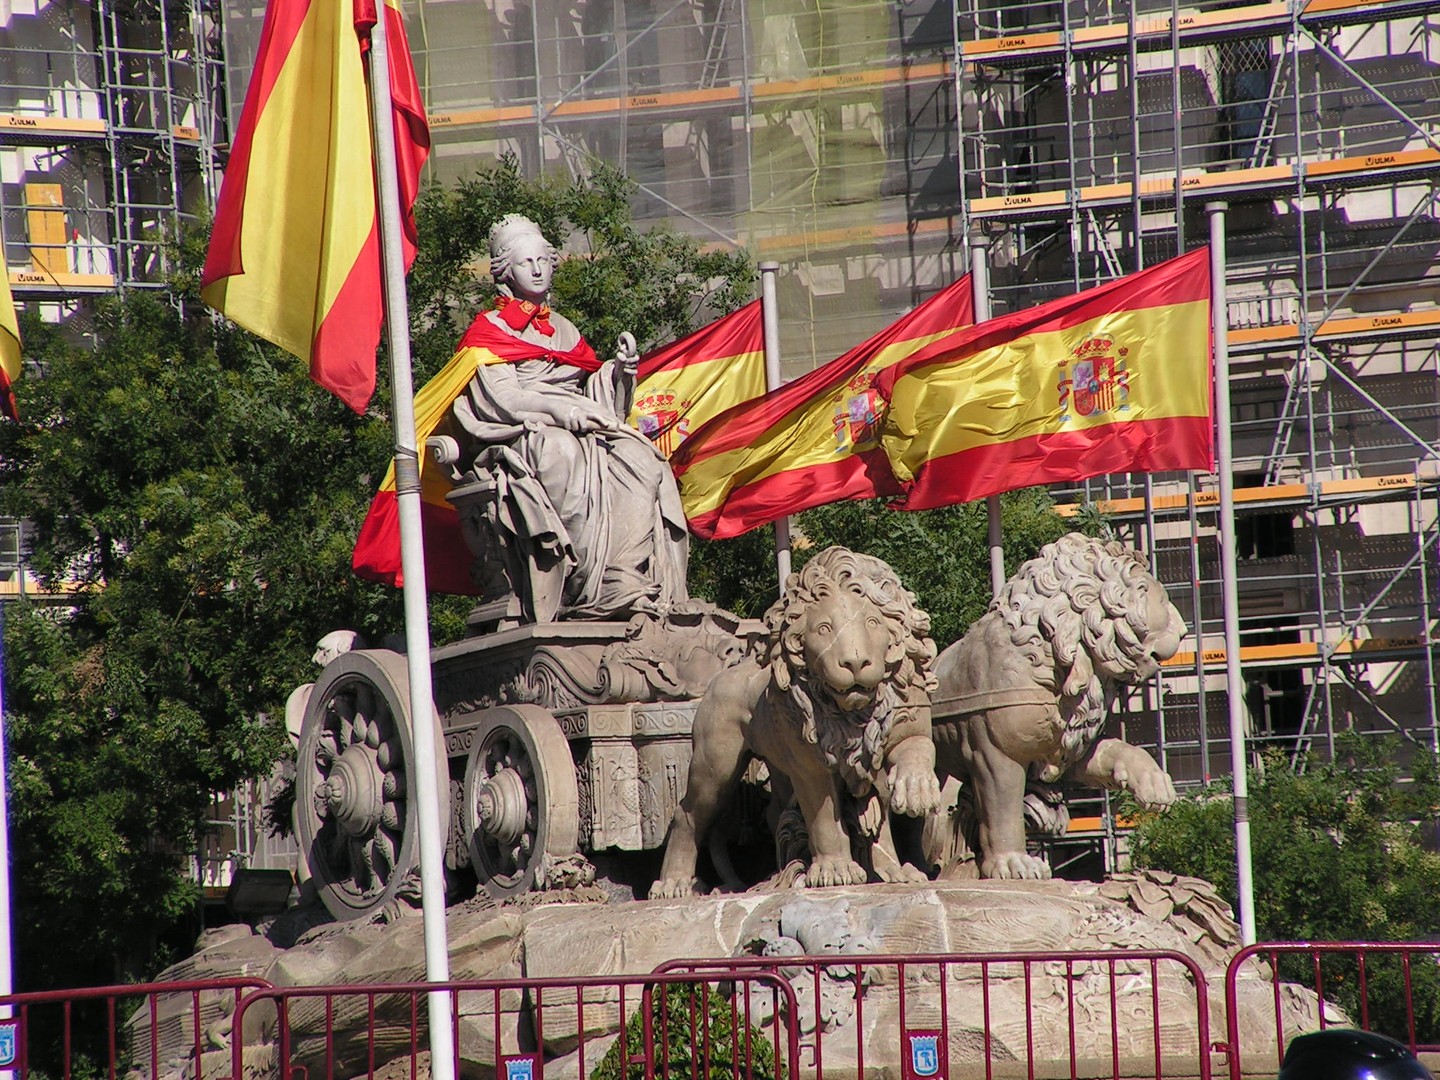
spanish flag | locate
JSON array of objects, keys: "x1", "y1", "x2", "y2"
[
  {"x1": 630, "y1": 300, "x2": 765, "y2": 458},
  {"x1": 671, "y1": 274, "x2": 973, "y2": 539},
  {"x1": 201, "y1": 0, "x2": 429, "y2": 414},
  {"x1": 0, "y1": 270, "x2": 19, "y2": 422},
  {"x1": 879, "y1": 248, "x2": 1213, "y2": 511}
]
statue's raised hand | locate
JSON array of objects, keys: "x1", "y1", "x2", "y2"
[{"x1": 616, "y1": 332, "x2": 638, "y2": 377}]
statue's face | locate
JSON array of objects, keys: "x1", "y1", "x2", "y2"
[{"x1": 505, "y1": 232, "x2": 553, "y2": 303}]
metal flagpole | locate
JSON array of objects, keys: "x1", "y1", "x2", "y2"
[
  {"x1": 759, "y1": 262, "x2": 793, "y2": 593},
  {"x1": 365, "y1": 9, "x2": 457, "y2": 1076},
  {"x1": 1207, "y1": 201, "x2": 1257, "y2": 945},
  {"x1": 0, "y1": 600, "x2": 12, "y2": 1009},
  {"x1": 969, "y1": 227, "x2": 1004, "y2": 595}
]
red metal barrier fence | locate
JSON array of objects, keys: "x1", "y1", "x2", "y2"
[
  {"x1": 12, "y1": 943, "x2": 1440, "y2": 1080},
  {"x1": 658, "y1": 950, "x2": 1215, "y2": 1080},
  {"x1": 1223, "y1": 942, "x2": 1440, "y2": 1080},
  {"x1": 230, "y1": 972, "x2": 801, "y2": 1080},
  {"x1": 0, "y1": 977, "x2": 271, "y2": 1080}
]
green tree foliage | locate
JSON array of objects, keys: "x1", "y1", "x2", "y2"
[
  {"x1": 797, "y1": 489, "x2": 1079, "y2": 649},
  {"x1": 590, "y1": 983, "x2": 781, "y2": 1080},
  {"x1": 688, "y1": 488, "x2": 1081, "y2": 647},
  {"x1": 0, "y1": 294, "x2": 401, "y2": 988},
  {"x1": 0, "y1": 162, "x2": 753, "y2": 992},
  {"x1": 1125, "y1": 736, "x2": 1440, "y2": 1039},
  {"x1": 407, "y1": 155, "x2": 753, "y2": 380}
]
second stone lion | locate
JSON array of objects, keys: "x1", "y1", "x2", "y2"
[{"x1": 651, "y1": 546, "x2": 943, "y2": 896}]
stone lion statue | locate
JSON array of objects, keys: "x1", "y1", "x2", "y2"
[
  {"x1": 652, "y1": 546, "x2": 944, "y2": 896},
  {"x1": 929, "y1": 532, "x2": 1184, "y2": 881}
]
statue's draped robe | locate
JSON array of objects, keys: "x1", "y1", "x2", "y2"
[{"x1": 451, "y1": 309, "x2": 689, "y2": 619}]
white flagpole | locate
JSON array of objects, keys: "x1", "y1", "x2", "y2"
[
  {"x1": 0, "y1": 600, "x2": 12, "y2": 1009},
  {"x1": 759, "y1": 262, "x2": 793, "y2": 593},
  {"x1": 969, "y1": 228, "x2": 1004, "y2": 595},
  {"x1": 364, "y1": 9, "x2": 456, "y2": 1076},
  {"x1": 1207, "y1": 201, "x2": 1257, "y2": 945}
]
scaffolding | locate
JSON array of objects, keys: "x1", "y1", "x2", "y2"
[
  {"x1": 953, "y1": 0, "x2": 1440, "y2": 862},
  {"x1": 257, "y1": 0, "x2": 973, "y2": 371},
  {"x1": 1, "y1": 0, "x2": 1424, "y2": 875},
  {"x1": 0, "y1": 0, "x2": 226, "y2": 315}
]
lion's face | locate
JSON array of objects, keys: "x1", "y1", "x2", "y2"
[
  {"x1": 1095, "y1": 583, "x2": 1185, "y2": 683},
  {"x1": 795, "y1": 587, "x2": 894, "y2": 712}
]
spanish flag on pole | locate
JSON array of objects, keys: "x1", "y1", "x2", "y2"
[
  {"x1": 0, "y1": 271, "x2": 19, "y2": 422},
  {"x1": 201, "y1": 0, "x2": 429, "y2": 414},
  {"x1": 878, "y1": 248, "x2": 1213, "y2": 510},
  {"x1": 630, "y1": 300, "x2": 764, "y2": 458},
  {"x1": 671, "y1": 274, "x2": 973, "y2": 539}
]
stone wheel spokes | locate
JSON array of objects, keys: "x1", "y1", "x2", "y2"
[
  {"x1": 463, "y1": 705, "x2": 579, "y2": 901},
  {"x1": 297, "y1": 650, "x2": 449, "y2": 921}
]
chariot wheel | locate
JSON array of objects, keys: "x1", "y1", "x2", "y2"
[
  {"x1": 463, "y1": 705, "x2": 580, "y2": 900},
  {"x1": 297, "y1": 649, "x2": 450, "y2": 921}
]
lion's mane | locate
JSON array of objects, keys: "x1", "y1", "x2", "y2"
[
  {"x1": 995, "y1": 533, "x2": 1170, "y2": 773},
  {"x1": 761, "y1": 547, "x2": 937, "y2": 796}
]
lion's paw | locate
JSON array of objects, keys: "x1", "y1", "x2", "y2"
[
  {"x1": 649, "y1": 877, "x2": 703, "y2": 899},
  {"x1": 980, "y1": 852, "x2": 1052, "y2": 881},
  {"x1": 1124, "y1": 768, "x2": 1178, "y2": 810},
  {"x1": 805, "y1": 856, "x2": 869, "y2": 888},
  {"x1": 878, "y1": 862, "x2": 929, "y2": 885},
  {"x1": 888, "y1": 767, "x2": 944, "y2": 817}
]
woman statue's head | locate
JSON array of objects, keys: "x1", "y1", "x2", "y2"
[{"x1": 489, "y1": 214, "x2": 557, "y2": 303}]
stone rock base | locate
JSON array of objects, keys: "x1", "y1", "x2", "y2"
[{"x1": 135, "y1": 873, "x2": 1336, "y2": 1080}]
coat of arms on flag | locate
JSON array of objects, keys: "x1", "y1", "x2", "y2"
[
  {"x1": 634, "y1": 385, "x2": 691, "y2": 456},
  {"x1": 0, "y1": 1019, "x2": 19, "y2": 1067},
  {"x1": 833, "y1": 371, "x2": 885, "y2": 453},
  {"x1": 1057, "y1": 335, "x2": 1130, "y2": 422}
]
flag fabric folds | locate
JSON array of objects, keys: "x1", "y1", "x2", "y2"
[
  {"x1": 0, "y1": 270, "x2": 19, "y2": 422},
  {"x1": 670, "y1": 274, "x2": 974, "y2": 540},
  {"x1": 629, "y1": 300, "x2": 765, "y2": 458},
  {"x1": 200, "y1": 0, "x2": 430, "y2": 414},
  {"x1": 878, "y1": 248, "x2": 1213, "y2": 511}
]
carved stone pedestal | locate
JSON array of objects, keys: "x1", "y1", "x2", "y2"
[{"x1": 143, "y1": 874, "x2": 1337, "y2": 1080}]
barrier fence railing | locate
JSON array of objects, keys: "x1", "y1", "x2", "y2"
[
  {"x1": 13, "y1": 942, "x2": 1440, "y2": 1080},
  {"x1": 0, "y1": 977, "x2": 273, "y2": 1080},
  {"x1": 230, "y1": 972, "x2": 801, "y2": 1080},
  {"x1": 1223, "y1": 941, "x2": 1440, "y2": 1080},
  {"x1": 657, "y1": 950, "x2": 1215, "y2": 1080}
]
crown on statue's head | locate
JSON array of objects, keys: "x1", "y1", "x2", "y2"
[{"x1": 489, "y1": 214, "x2": 546, "y2": 260}]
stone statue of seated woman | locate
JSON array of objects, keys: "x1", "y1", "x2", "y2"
[{"x1": 442, "y1": 214, "x2": 690, "y2": 625}]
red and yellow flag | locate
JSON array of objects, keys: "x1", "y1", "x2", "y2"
[
  {"x1": 878, "y1": 248, "x2": 1213, "y2": 511},
  {"x1": 630, "y1": 300, "x2": 765, "y2": 458},
  {"x1": 671, "y1": 274, "x2": 973, "y2": 539},
  {"x1": 351, "y1": 314, "x2": 598, "y2": 594},
  {"x1": 0, "y1": 271, "x2": 19, "y2": 422},
  {"x1": 201, "y1": 0, "x2": 430, "y2": 414}
]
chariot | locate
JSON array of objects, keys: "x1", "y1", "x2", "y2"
[{"x1": 294, "y1": 594, "x2": 760, "y2": 922}]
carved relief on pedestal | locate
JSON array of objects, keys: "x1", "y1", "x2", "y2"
[
  {"x1": 599, "y1": 605, "x2": 759, "y2": 703},
  {"x1": 581, "y1": 743, "x2": 643, "y2": 851},
  {"x1": 637, "y1": 740, "x2": 692, "y2": 850}
]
